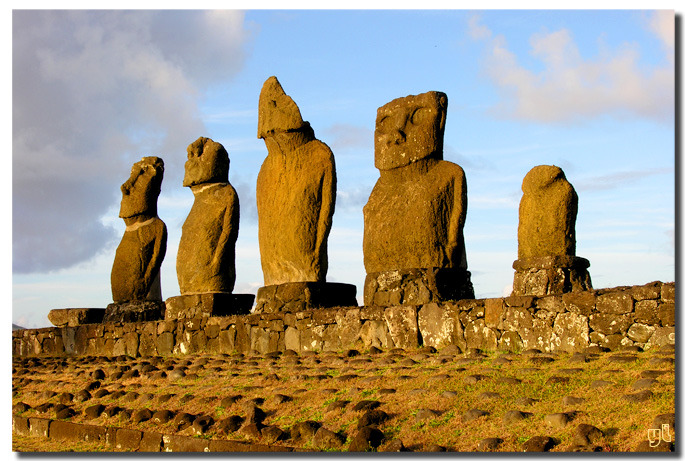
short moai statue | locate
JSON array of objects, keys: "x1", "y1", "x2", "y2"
[
  {"x1": 254, "y1": 76, "x2": 357, "y2": 313},
  {"x1": 363, "y1": 91, "x2": 474, "y2": 306},
  {"x1": 104, "y1": 156, "x2": 167, "y2": 323},
  {"x1": 166, "y1": 137, "x2": 252, "y2": 319},
  {"x1": 512, "y1": 165, "x2": 592, "y2": 296}
]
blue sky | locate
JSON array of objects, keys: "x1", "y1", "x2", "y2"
[{"x1": 11, "y1": 8, "x2": 676, "y2": 328}]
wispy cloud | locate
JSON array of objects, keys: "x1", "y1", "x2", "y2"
[
  {"x1": 324, "y1": 123, "x2": 373, "y2": 152},
  {"x1": 13, "y1": 11, "x2": 253, "y2": 274},
  {"x1": 575, "y1": 167, "x2": 672, "y2": 192},
  {"x1": 469, "y1": 12, "x2": 674, "y2": 123}
]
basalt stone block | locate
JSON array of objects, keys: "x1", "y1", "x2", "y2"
[
  {"x1": 364, "y1": 267, "x2": 473, "y2": 306},
  {"x1": 464, "y1": 319, "x2": 498, "y2": 351},
  {"x1": 589, "y1": 313, "x2": 632, "y2": 335},
  {"x1": 165, "y1": 293, "x2": 254, "y2": 320},
  {"x1": 646, "y1": 326, "x2": 675, "y2": 349},
  {"x1": 551, "y1": 312, "x2": 589, "y2": 353},
  {"x1": 384, "y1": 305, "x2": 419, "y2": 349},
  {"x1": 103, "y1": 301, "x2": 165, "y2": 323},
  {"x1": 48, "y1": 309, "x2": 105, "y2": 327},
  {"x1": 658, "y1": 303, "x2": 675, "y2": 326},
  {"x1": 562, "y1": 291, "x2": 597, "y2": 317},
  {"x1": 513, "y1": 256, "x2": 592, "y2": 296},
  {"x1": 596, "y1": 292, "x2": 634, "y2": 314},
  {"x1": 418, "y1": 303, "x2": 465, "y2": 350},
  {"x1": 254, "y1": 282, "x2": 357, "y2": 314}
]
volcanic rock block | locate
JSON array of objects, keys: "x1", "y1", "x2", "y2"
[
  {"x1": 109, "y1": 156, "x2": 167, "y2": 322},
  {"x1": 363, "y1": 91, "x2": 473, "y2": 305},
  {"x1": 165, "y1": 293, "x2": 254, "y2": 320},
  {"x1": 513, "y1": 165, "x2": 592, "y2": 296},
  {"x1": 48, "y1": 308, "x2": 105, "y2": 327},
  {"x1": 177, "y1": 137, "x2": 239, "y2": 296},
  {"x1": 254, "y1": 282, "x2": 357, "y2": 314}
]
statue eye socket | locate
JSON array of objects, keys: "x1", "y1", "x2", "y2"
[
  {"x1": 410, "y1": 107, "x2": 431, "y2": 125},
  {"x1": 376, "y1": 115, "x2": 390, "y2": 132}
]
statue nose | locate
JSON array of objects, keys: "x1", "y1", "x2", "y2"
[{"x1": 392, "y1": 129, "x2": 406, "y2": 144}]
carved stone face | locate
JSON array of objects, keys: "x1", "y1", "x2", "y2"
[
  {"x1": 374, "y1": 91, "x2": 447, "y2": 170},
  {"x1": 119, "y1": 157, "x2": 164, "y2": 218},
  {"x1": 183, "y1": 137, "x2": 229, "y2": 187}
]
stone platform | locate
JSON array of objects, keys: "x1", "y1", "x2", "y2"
[
  {"x1": 165, "y1": 293, "x2": 255, "y2": 320},
  {"x1": 512, "y1": 256, "x2": 592, "y2": 297},
  {"x1": 254, "y1": 282, "x2": 357, "y2": 314},
  {"x1": 364, "y1": 267, "x2": 474, "y2": 306},
  {"x1": 103, "y1": 301, "x2": 166, "y2": 323}
]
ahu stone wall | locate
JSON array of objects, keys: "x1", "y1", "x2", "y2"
[{"x1": 13, "y1": 281, "x2": 674, "y2": 358}]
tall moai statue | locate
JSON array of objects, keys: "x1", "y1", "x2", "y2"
[
  {"x1": 254, "y1": 76, "x2": 357, "y2": 313},
  {"x1": 166, "y1": 137, "x2": 252, "y2": 319},
  {"x1": 363, "y1": 91, "x2": 474, "y2": 306},
  {"x1": 512, "y1": 165, "x2": 592, "y2": 296},
  {"x1": 104, "y1": 156, "x2": 167, "y2": 323}
]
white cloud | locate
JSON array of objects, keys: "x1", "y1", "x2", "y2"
[
  {"x1": 469, "y1": 12, "x2": 674, "y2": 123},
  {"x1": 13, "y1": 11, "x2": 253, "y2": 273},
  {"x1": 648, "y1": 10, "x2": 675, "y2": 53}
]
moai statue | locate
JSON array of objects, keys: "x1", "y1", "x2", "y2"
[
  {"x1": 363, "y1": 91, "x2": 474, "y2": 306},
  {"x1": 512, "y1": 165, "x2": 592, "y2": 296},
  {"x1": 254, "y1": 76, "x2": 356, "y2": 313},
  {"x1": 104, "y1": 156, "x2": 167, "y2": 323},
  {"x1": 166, "y1": 137, "x2": 251, "y2": 319}
]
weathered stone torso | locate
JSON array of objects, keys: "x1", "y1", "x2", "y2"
[
  {"x1": 518, "y1": 165, "x2": 578, "y2": 260},
  {"x1": 257, "y1": 140, "x2": 335, "y2": 285},
  {"x1": 177, "y1": 183, "x2": 239, "y2": 294},
  {"x1": 111, "y1": 217, "x2": 167, "y2": 302},
  {"x1": 363, "y1": 158, "x2": 467, "y2": 273}
]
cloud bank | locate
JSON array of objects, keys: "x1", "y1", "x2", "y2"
[
  {"x1": 468, "y1": 11, "x2": 674, "y2": 123},
  {"x1": 13, "y1": 10, "x2": 253, "y2": 273}
]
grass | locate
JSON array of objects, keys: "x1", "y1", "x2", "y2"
[{"x1": 12, "y1": 345, "x2": 675, "y2": 452}]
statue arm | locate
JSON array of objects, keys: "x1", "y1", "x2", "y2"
[
  {"x1": 314, "y1": 157, "x2": 336, "y2": 261},
  {"x1": 447, "y1": 168, "x2": 467, "y2": 269},
  {"x1": 211, "y1": 190, "x2": 239, "y2": 276},
  {"x1": 144, "y1": 220, "x2": 167, "y2": 288}
]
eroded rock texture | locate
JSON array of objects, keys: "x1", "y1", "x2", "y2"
[
  {"x1": 513, "y1": 165, "x2": 591, "y2": 296},
  {"x1": 176, "y1": 137, "x2": 239, "y2": 294},
  {"x1": 363, "y1": 91, "x2": 473, "y2": 305},
  {"x1": 518, "y1": 165, "x2": 577, "y2": 260},
  {"x1": 256, "y1": 76, "x2": 336, "y2": 286},
  {"x1": 111, "y1": 157, "x2": 167, "y2": 303}
]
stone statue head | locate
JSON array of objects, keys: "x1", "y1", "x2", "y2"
[
  {"x1": 374, "y1": 91, "x2": 447, "y2": 171},
  {"x1": 258, "y1": 76, "x2": 310, "y2": 139},
  {"x1": 183, "y1": 137, "x2": 230, "y2": 187},
  {"x1": 119, "y1": 156, "x2": 164, "y2": 219}
]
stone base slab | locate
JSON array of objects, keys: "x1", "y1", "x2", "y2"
[
  {"x1": 48, "y1": 308, "x2": 106, "y2": 327},
  {"x1": 512, "y1": 256, "x2": 592, "y2": 296},
  {"x1": 364, "y1": 267, "x2": 475, "y2": 306},
  {"x1": 254, "y1": 282, "x2": 358, "y2": 314},
  {"x1": 103, "y1": 301, "x2": 166, "y2": 323},
  {"x1": 164, "y1": 293, "x2": 255, "y2": 320}
]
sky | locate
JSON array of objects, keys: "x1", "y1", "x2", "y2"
[{"x1": 10, "y1": 7, "x2": 677, "y2": 329}]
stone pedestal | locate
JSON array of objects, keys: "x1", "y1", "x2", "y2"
[
  {"x1": 364, "y1": 267, "x2": 474, "y2": 306},
  {"x1": 254, "y1": 282, "x2": 357, "y2": 314},
  {"x1": 48, "y1": 308, "x2": 106, "y2": 327},
  {"x1": 512, "y1": 256, "x2": 592, "y2": 296},
  {"x1": 103, "y1": 301, "x2": 166, "y2": 323},
  {"x1": 164, "y1": 293, "x2": 255, "y2": 320}
]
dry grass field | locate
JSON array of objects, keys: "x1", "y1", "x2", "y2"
[{"x1": 12, "y1": 344, "x2": 675, "y2": 452}]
